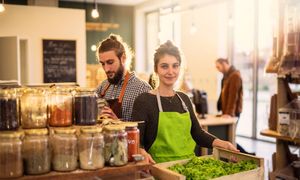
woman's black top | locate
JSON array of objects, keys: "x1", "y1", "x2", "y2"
[{"x1": 132, "y1": 92, "x2": 216, "y2": 151}]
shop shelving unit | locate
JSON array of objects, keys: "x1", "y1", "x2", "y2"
[{"x1": 260, "y1": 0, "x2": 300, "y2": 179}]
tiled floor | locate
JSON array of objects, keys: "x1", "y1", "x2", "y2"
[{"x1": 236, "y1": 136, "x2": 276, "y2": 180}]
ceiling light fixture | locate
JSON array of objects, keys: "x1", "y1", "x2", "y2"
[
  {"x1": 0, "y1": 0, "x2": 5, "y2": 13},
  {"x1": 190, "y1": 8, "x2": 197, "y2": 35},
  {"x1": 91, "y1": 0, "x2": 99, "y2": 19},
  {"x1": 91, "y1": 45, "x2": 97, "y2": 52}
]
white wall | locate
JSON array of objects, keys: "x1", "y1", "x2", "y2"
[
  {"x1": 135, "y1": 0, "x2": 230, "y2": 113},
  {"x1": 180, "y1": 1, "x2": 229, "y2": 113},
  {"x1": 0, "y1": 5, "x2": 86, "y2": 86}
]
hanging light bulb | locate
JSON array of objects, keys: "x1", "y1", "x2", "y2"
[
  {"x1": 0, "y1": 0, "x2": 5, "y2": 13},
  {"x1": 189, "y1": 8, "x2": 197, "y2": 35},
  {"x1": 91, "y1": 45, "x2": 97, "y2": 52},
  {"x1": 91, "y1": 0, "x2": 99, "y2": 19}
]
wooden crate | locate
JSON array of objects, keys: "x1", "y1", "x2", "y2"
[{"x1": 151, "y1": 148, "x2": 264, "y2": 180}]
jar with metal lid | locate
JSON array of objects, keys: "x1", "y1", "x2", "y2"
[
  {"x1": 48, "y1": 87, "x2": 73, "y2": 127},
  {"x1": 124, "y1": 122, "x2": 140, "y2": 162},
  {"x1": 0, "y1": 131, "x2": 24, "y2": 178},
  {"x1": 78, "y1": 127, "x2": 104, "y2": 170},
  {"x1": 0, "y1": 89, "x2": 19, "y2": 130},
  {"x1": 23, "y1": 128, "x2": 50, "y2": 175},
  {"x1": 103, "y1": 125, "x2": 128, "y2": 166},
  {"x1": 74, "y1": 88, "x2": 98, "y2": 125},
  {"x1": 21, "y1": 88, "x2": 48, "y2": 129},
  {"x1": 51, "y1": 128, "x2": 78, "y2": 171}
]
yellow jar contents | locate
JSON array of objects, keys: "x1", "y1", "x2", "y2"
[
  {"x1": 78, "y1": 127, "x2": 105, "y2": 170},
  {"x1": 21, "y1": 88, "x2": 48, "y2": 129},
  {"x1": 23, "y1": 129, "x2": 50, "y2": 175},
  {"x1": 0, "y1": 131, "x2": 23, "y2": 178}
]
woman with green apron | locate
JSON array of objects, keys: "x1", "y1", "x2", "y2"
[{"x1": 132, "y1": 41, "x2": 238, "y2": 163}]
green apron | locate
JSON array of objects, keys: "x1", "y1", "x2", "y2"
[{"x1": 148, "y1": 92, "x2": 196, "y2": 163}]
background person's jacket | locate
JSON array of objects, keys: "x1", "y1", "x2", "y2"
[{"x1": 220, "y1": 66, "x2": 243, "y2": 117}]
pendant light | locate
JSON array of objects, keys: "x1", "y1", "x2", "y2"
[
  {"x1": 190, "y1": 8, "x2": 197, "y2": 35},
  {"x1": 0, "y1": 0, "x2": 5, "y2": 13},
  {"x1": 91, "y1": 0, "x2": 99, "y2": 19}
]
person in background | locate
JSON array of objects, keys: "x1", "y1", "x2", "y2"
[
  {"x1": 132, "y1": 41, "x2": 238, "y2": 164},
  {"x1": 216, "y1": 58, "x2": 243, "y2": 118},
  {"x1": 215, "y1": 58, "x2": 255, "y2": 155},
  {"x1": 95, "y1": 34, "x2": 152, "y2": 121}
]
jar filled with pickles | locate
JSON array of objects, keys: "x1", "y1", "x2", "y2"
[
  {"x1": 78, "y1": 127, "x2": 104, "y2": 170},
  {"x1": 51, "y1": 128, "x2": 78, "y2": 172},
  {"x1": 0, "y1": 131, "x2": 24, "y2": 178},
  {"x1": 23, "y1": 128, "x2": 50, "y2": 175},
  {"x1": 103, "y1": 125, "x2": 128, "y2": 166},
  {"x1": 0, "y1": 88, "x2": 19, "y2": 130},
  {"x1": 48, "y1": 87, "x2": 73, "y2": 127},
  {"x1": 21, "y1": 88, "x2": 48, "y2": 129},
  {"x1": 74, "y1": 88, "x2": 98, "y2": 125}
]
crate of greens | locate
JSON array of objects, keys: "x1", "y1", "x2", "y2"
[{"x1": 151, "y1": 148, "x2": 264, "y2": 180}]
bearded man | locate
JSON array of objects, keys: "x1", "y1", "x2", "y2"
[{"x1": 96, "y1": 34, "x2": 151, "y2": 121}]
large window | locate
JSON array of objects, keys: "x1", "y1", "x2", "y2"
[
  {"x1": 233, "y1": 0, "x2": 277, "y2": 141},
  {"x1": 145, "y1": 6, "x2": 181, "y2": 73}
]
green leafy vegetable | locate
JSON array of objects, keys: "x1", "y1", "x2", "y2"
[{"x1": 168, "y1": 157, "x2": 258, "y2": 180}]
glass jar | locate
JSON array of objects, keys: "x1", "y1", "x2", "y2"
[
  {"x1": 289, "y1": 110, "x2": 300, "y2": 139},
  {"x1": 78, "y1": 127, "x2": 104, "y2": 170},
  {"x1": 51, "y1": 128, "x2": 78, "y2": 172},
  {"x1": 124, "y1": 122, "x2": 140, "y2": 162},
  {"x1": 96, "y1": 98, "x2": 108, "y2": 120},
  {"x1": 74, "y1": 88, "x2": 98, "y2": 125},
  {"x1": 103, "y1": 125, "x2": 128, "y2": 166},
  {"x1": 21, "y1": 88, "x2": 48, "y2": 129},
  {"x1": 48, "y1": 87, "x2": 73, "y2": 127},
  {"x1": 0, "y1": 89, "x2": 19, "y2": 130},
  {"x1": 0, "y1": 131, "x2": 23, "y2": 178},
  {"x1": 23, "y1": 129, "x2": 50, "y2": 175}
]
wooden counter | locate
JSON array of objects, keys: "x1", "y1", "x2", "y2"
[
  {"x1": 198, "y1": 114, "x2": 237, "y2": 155},
  {"x1": 17, "y1": 162, "x2": 151, "y2": 180}
]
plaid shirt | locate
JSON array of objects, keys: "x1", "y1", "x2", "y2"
[{"x1": 95, "y1": 72, "x2": 152, "y2": 121}]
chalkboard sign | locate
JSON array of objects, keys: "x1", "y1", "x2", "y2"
[{"x1": 43, "y1": 39, "x2": 76, "y2": 83}]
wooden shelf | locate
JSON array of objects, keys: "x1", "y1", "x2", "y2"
[
  {"x1": 18, "y1": 162, "x2": 151, "y2": 180},
  {"x1": 260, "y1": 129, "x2": 300, "y2": 145},
  {"x1": 86, "y1": 22, "x2": 119, "y2": 31}
]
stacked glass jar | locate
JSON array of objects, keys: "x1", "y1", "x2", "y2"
[
  {"x1": 74, "y1": 88, "x2": 98, "y2": 126},
  {"x1": 0, "y1": 88, "x2": 24, "y2": 178},
  {"x1": 51, "y1": 128, "x2": 78, "y2": 172},
  {"x1": 23, "y1": 129, "x2": 51, "y2": 175},
  {"x1": 48, "y1": 87, "x2": 73, "y2": 127},
  {"x1": 103, "y1": 125, "x2": 128, "y2": 166},
  {"x1": 19, "y1": 87, "x2": 52, "y2": 175},
  {"x1": 78, "y1": 127, "x2": 105, "y2": 170},
  {"x1": 123, "y1": 122, "x2": 140, "y2": 162},
  {"x1": 73, "y1": 88, "x2": 105, "y2": 170}
]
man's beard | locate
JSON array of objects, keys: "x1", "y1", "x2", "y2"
[{"x1": 107, "y1": 65, "x2": 124, "y2": 85}]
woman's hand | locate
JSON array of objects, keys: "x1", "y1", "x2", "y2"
[
  {"x1": 212, "y1": 139, "x2": 239, "y2": 152},
  {"x1": 140, "y1": 148, "x2": 156, "y2": 164}
]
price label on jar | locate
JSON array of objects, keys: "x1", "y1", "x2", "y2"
[{"x1": 278, "y1": 112, "x2": 290, "y2": 125}]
